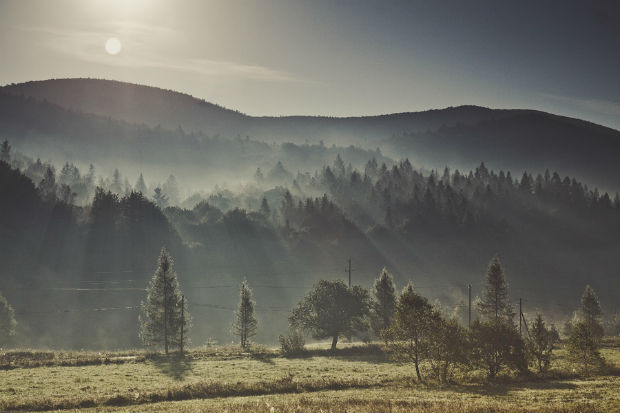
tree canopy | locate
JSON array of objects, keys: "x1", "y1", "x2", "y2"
[{"x1": 290, "y1": 280, "x2": 370, "y2": 350}]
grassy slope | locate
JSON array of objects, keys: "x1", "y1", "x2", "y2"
[{"x1": 0, "y1": 343, "x2": 617, "y2": 413}]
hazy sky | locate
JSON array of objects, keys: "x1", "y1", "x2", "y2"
[{"x1": 1, "y1": 0, "x2": 618, "y2": 129}]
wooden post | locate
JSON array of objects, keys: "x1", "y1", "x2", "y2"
[
  {"x1": 468, "y1": 284, "x2": 472, "y2": 328},
  {"x1": 180, "y1": 295, "x2": 184, "y2": 354},
  {"x1": 519, "y1": 298, "x2": 522, "y2": 336},
  {"x1": 164, "y1": 269, "x2": 168, "y2": 355},
  {"x1": 346, "y1": 257, "x2": 352, "y2": 287}
]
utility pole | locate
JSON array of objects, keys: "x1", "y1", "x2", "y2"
[
  {"x1": 468, "y1": 284, "x2": 472, "y2": 328},
  {"x1": 164, "y1": 269, "x2": 168, "y2": 355},
  {"x1": 180, "y1": 295, "x2": 185, "y2": 354},
  {"x1": 345, "y1": 257, "x2": 352, "y2": 287},
  {"x1": 519, "y1": 298, "x2": 522, "y2": 336}
]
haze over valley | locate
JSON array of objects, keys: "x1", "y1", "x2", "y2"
[{"x1": 1, "y1": 78, "x2": 618, "y2": 348}]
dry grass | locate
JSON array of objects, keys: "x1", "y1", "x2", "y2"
[
  {"x1": 0, "y1": 341, "x2": 617, "y2": 412},
  {"x1": 65, "y1": 377, "x2": 620, "y2": 413}
]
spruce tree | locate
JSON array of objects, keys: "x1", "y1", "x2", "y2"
[
  {"x1": 111, "y1": 168, "x2": 122, "y2": 194},
  {"x1": 153, "y1": 187, "x2": 168, "y2": 209},
  {"x1": 528, "y1": 314, "x2": 554, "y2": 373},
  {"x1": 233, "y1": 280, "x2": 257, "y2": 348},
  {"x1": 471, "y1": 256, "x2": 526, "y2": 379},
  {"x1": 139, "y1": 248, "x2": 189, "y2": 354},
  {"x1": 372, "y1": 267, "x2": 396, "y2": 337},
  {"x1": 580, "y1": 285, "x2": 603, "y2": 340},
  {"x1": 0, "y1": 139, "x2": 11, "y2": 163},
  {"x1": 135, "y1": 173, "x2": 147, "y2": 195},
  {"x1": 476, "y1": 256, "x2": 514, "y2": 322},
  {"x1": 38, "y1": 166, "x2": 57, "y2": 200},
  {"x1": 163, "y1": 175, "x2": 180, "y2": 205},
  {"x1": 567, "y1": 321, "x2": 603, "y2": 376},
  {"x1": 0, "y1": 291, "x2": 17, "y2": 346}
]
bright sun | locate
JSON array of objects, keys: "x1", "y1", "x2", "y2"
[{"x1": 105, "y1": 37, "x2": 122, "y2": 55}]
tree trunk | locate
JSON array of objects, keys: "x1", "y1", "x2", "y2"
[
  {"x1": 331, "y1": 335, "x2": 338, "y2": 350},
  {"x1": 414, "y1": 354, "x2": 422, "y2": 381}
]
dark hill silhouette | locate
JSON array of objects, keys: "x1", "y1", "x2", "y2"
[
  {"x1": 1, "y1": 79, "x2": 509, "y2": 138},
  {"x1": 1, "y1": 78, "x2": 248, "y2": 135},
  {"x1": 1, "y1": 78, "x2": 619, "y2": 190}
]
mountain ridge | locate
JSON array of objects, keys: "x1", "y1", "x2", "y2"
[
  {"x1": 1, "y1": 78, "x2": 619, "y2": 191},
  {"x1": 4, "y1": 78, "x2": 617, "y2": 132}
]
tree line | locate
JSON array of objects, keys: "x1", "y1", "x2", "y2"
[{"x1": 135, "y1": 250, "x2": 608, "y2": 381}]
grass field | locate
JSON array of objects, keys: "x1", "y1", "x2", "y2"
[{"x1": 0, "y1": 341, "x2": 618, "y2": 412}]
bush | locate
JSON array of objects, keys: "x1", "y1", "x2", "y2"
[{"x1": 279, "y1": 329, "x2": 305, "y2": 356}]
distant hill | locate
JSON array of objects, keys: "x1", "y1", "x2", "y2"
[
  {"x1": 0, "y1": 91, "x2": 389, "y2": 187},
  {"x1": 1, "y1": 78, "x2": 619, "y2": 190},
  {"x1": 1, "y1": 79, "x2": 509, "y2": 138},
  {"x1": 1, "y1": 78, "x2": 248, "y2": 135}
]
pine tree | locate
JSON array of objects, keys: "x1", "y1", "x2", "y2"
[
  {"x1": 580, "y1": 285, "x2": 603, "y2": 340},
  {"x1": 476, "y1": 256, "x2": 514, "y2": 322},
  {"x1": 372, "y1": 267, "x2": 396, "y2": 337},
  {"x1": 86, "y1": 164, "x2": 95, "y2": 186},
  {"x1": 0, "y1": 139, "x2": 10, "y2": 163},
  {"x1": 111, "y1": 168, "x2": 122, "y2": 194},
  {"x1": 567, "y1": 321, "x2": 603, "y2": 376},
  {"x1": 135, "y1": 173, "x2": 147, "y2": 195},
  {"x1": 471, "y1": 256, "x2": 525, "y2": 379},
  {"x1": 139, "y1": 248, "x2": 189, "y2": 354},
  {"x1": 153, "y1": 187, "x2": 168, "y2": 209},
  {"x1": 333, "y1": 154, "x2": 345, "y2": 177},
  {"x1": 38, "y1": 166, "x2": 57, "y2": 200},
  {"x1": 0, "y1": 291, "x2": 17, "y2": 346},
  {"x1": 233, "y1": 280, "x2": 257, "y2": 348},
  {"x1": 163, "y1": 174, "x2": 180, "y2": 205}
]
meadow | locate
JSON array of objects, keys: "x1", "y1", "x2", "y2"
[{"x1": 0, "y1": 341, "x2": 618, "y2": 413}]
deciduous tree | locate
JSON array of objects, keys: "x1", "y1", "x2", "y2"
[
  {"x1": 385, "y1": 284, "x2": 435, "y2": 380},
  {"x1": 290, "y1": 280, "x2": 370, "y2": 350}
]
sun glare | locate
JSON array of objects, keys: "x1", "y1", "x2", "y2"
[{"x1": 105, "y1": 37, "x2": 122, "y2": 55}]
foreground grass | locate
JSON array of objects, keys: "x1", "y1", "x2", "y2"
[
  {"x1": 70, "y1": 377, "x2": 620, "y2": 413},
  {"x1": 0, "y1": 342, "x2": 617, "y2": 412}
]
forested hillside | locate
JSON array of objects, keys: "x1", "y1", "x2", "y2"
[
  {"x1": 0, "y1": 91, "x2": 388, "y2": 188},
  {"x1": 1, "y1": 145, "x2": 618, "y2": 348},
  {"x1": 2, "y1": 79, "x2": 619, "y2": 190}
]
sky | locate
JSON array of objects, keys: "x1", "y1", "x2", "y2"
[{"x1": 0, "y1": 0, "x2": 619, "y2": 129}]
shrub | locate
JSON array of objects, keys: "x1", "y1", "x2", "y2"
[{"x1": 279, "y1": 329, "x2": 305, "y2": 356}]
